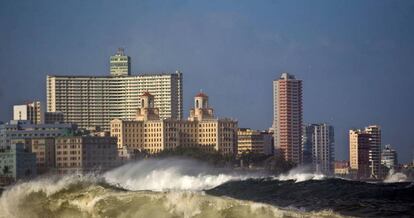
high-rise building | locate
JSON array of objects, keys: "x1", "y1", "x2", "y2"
[
  {"x1": 381, "y1": 144, "x2": 398, "y2": 169},
  {"x1": 312, "y1": 124, "x2": 335, "y2": 174},
  {"x1": 302, "y1": 123, "x2": 335, "y2": 174},
  {"x1": 110, "y1": 48, "x2": 131, "y2": 76},
  {"x1": 301, "y1": 124, "x2": 314, "y2": 165},
  {"x1": 349, "y1": 125, "x2": 381, "y2": 179},
  {"x1": 47, "y1": 50, "x2": 183, "y2": 131},
  {"x1": 349, "y1": 129, "x2": 371, "y2": 179},
  {"x1": 273, "y1": 73, "x2": 302, "y2": 165},
  {"x1": 110, "y1": 92, "x2": 238, "y2": 156},
  {"x1": 364, "y1": 125, "x2": 382, "y2": 178},
  {"x1": 13, "y1": 101, "x2": 43, "y2": 124}
]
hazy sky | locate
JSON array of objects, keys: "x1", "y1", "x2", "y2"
[{"x1": 1, "y1": 0, "x2": 413, "y2": 162}]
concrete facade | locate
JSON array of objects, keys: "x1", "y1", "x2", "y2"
[
  {"x1": 47, "y1": 72, "x2": 183, "y2": 131},
  {"x1": 111, "y1": 92, "x2": 238, "y2": 156},
  {"x1": 273, "y1": 73, "x2": 302, "y2": 165},
  {"x1": 55, "y1": 136, "x2": 118, "y2": 174},
  {"x1": 13, "y1": 101, "x2": 43, "y2": 124},
  {"x1": 0, "y1": 143, "x2": 36, "y2": 180}
]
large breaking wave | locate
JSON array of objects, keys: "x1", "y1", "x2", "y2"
[{"x1": 0, "y1": 158, "x2": 412, "y2": 218}]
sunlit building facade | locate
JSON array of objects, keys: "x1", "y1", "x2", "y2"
[
  {"x1": 273, "y1": 73, "x2": 302, "y2": 165},
  {"x1": 111, "y1": 92, "x2": 238, "y2": 155}
]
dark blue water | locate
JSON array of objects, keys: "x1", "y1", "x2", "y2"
[{"x1": 206, "y1": 178, "x2": 414, "y2": 218}]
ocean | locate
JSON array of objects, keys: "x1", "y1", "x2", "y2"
[{"x1": 0, "y1": 158, "x2": 412, "y2": 218}]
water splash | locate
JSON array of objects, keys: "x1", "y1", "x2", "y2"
[{"x1": 103, "y1": 158, "x2": 261, "y2": 191}]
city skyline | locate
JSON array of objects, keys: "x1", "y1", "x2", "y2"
[{"x1": 1, "y1": 0, "x2": 414, "y2": 163}]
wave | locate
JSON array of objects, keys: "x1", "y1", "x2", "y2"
[
  {"x1": 383, "y1": 169, "x2": 408, "y2": 183},
  {"x1": 0, "y1": 173, "x2": 345, "y2": 218},
  {"x1": 5, "y1": 158, "x2": 411, "y2": 217},
  {"x1": 273, "y1": 166, "x2": 326, "y2": 182},
  {"x1": 103, "y1": 158, "x2": 262, "y2": 191}
]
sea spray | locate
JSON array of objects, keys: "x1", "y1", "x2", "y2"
[{"x1": 103, "y1": 158, "x2": 264, "y2": 191}]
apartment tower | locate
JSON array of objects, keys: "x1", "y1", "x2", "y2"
[
  {"x1": 273, "y1": 73, "x2": 303, "y2": 165},
  {"x1": 349, "y1": 125, "x2": 381, "y2": 179},
  {"x1": 47, "y1": 49, "x2": 183, "y2": 131}
]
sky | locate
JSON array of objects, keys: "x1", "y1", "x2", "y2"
[{"x1": 0, "y1": 0, "x2": 413, "y2": 163}]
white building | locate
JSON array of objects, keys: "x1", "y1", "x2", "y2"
[
  {"x1": 47, "y1": 50, "x2": 183, "y2": 131},
  {"x1": 311, "y1": 123, "x2": 335, "y2": 175},
  {"x1": 13, "y1": 101, "x2": 43, "y2": 124}
]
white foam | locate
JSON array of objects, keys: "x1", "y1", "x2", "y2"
[
  {"x1": 103, "y1": 158, "x2": 260, "y2": 191},
  {"x1": 273, "y1": 167, "x2": 326, "y2": 182},
  {"x1": 384, "y1": 169, "x2": 408, "y2": 183}
]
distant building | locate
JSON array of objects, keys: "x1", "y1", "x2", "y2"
[
  {"x1": 365, "y1": 125, "x2": 382, "y2": 179},
  {"x1": 334, "y1": 160, "x2": 350, "y2": 176},
  {"x1": 111, "y1": 92, "x2": 238, "y2": 156},
  {"x1": 0, "y1": 120, "x2": 76, "y2": 148},
  {"x1": 44, "y1": 112, "x2": 64, "y2": 124},
  {"x1": 13, "y1": 101, "x2": 43, "y2": 124},
  {"x1": 302, "y1": 124, "x2": 314, "y2": 165},
  {"x1": 47, "y1": 60, "x2": 183, "y2": 131},
  {"x1": 29, "y1": 138, "x2": 56, "y2": 174},
  {"x1": 0, "y1": 143, "x2": 37, "y2": 180},
  {"x1": 110, "y1": 48, "x2": 131, "y2": 76},
  {"x1": 55, "y1": 136, "x2": 118, "y2": 174},
  {"x1": 302, "y1": 124, "x2": 334, "y2": 174},
  {"x1": 272, "y1": 73, "x2": 302, "y2": 165},
  {"x1": 237, "y1": 129, "x2": 273, "y2": 155},
  {"x1": 312, "y1": 124, "x2": 335, "y2": 174},
  {"x1": 381, "y1": 144, "x2": 398, "y2": 169},
  {"x1": 349, "y1": 129, "x2": 370, "y2": 179}
]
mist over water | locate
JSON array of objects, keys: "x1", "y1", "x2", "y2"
[{"x1": 0, "y1": 158, "x2": 412, "y2": 218}]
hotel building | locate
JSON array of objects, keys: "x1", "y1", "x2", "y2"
[
  {"x1": 273, "y1": 73, "x2": 303, "y2": 165},
  {"x1": 47, "y1": 49, "x2": 183, "y2": 131},
  {"x1": 111, "y1": 92, "x2": 238, "y2": 156}
]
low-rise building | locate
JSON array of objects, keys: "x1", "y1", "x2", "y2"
[
  {"x1": 0, "y1": 143, "x2": 37, "y2": 181},
  {"x1": 55, "y1": 136, "x2": 118, "y2": 174},
  {"x1": 237, "y1": 129, "x2": 273, "y2": 155},
  {"x1": 11, "y1": 138, "x2": 55, "y2": 174},
  {"x1": 0, "y1": 120, "x2": 76, "y2": 148},
  {"x1": 111, "y1": 92, "x2": 238, "y2": 156},
  {"x1": 334, "y1": 160, "x2": 350, "y2": 176},
  {"x1": 44, "y1": 112, "x2": 65, "y2": 124}
]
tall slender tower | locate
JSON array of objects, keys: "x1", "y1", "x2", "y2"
[
  {"x1": 273, "y1": 73, "x2": 303, "y2": 165},
  {"x1": 110, "y1": 48, "x2": 131, "y2": 76}
]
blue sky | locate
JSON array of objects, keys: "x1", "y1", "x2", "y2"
[{"x1": 0, "y1": 0, "x2": 413, "y2": 162}]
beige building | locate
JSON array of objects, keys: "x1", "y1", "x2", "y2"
[
  {"x1": 272, "y1": 73, "x2": 303, "y2": 164},
  {"x1": 47, "y1": 50, "x2": 183, "y2": 131},
  {"x1": 237, "y1": 129, "x2": 273, "y2": 155},
  {"x1": 111, "y1": 92, "x2": 238, "y2": 156},
  {"x1": 13, "y1": 101, "x2": 43, "y2": 124},
  {"x1": 349, "y1": 129, "x2": 371, "y2": 179},
  {"x1": 349, "y1": 125, "x2": 382, "y2": 179},
  {"x1": 55, "y1": 136, "x2": 118, "y2": 174}
]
